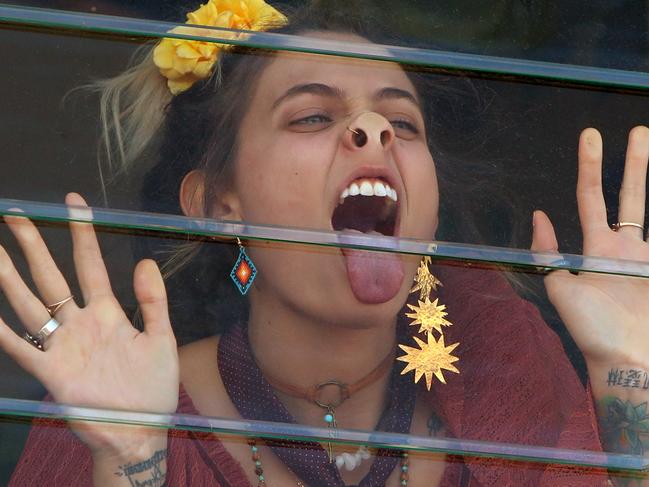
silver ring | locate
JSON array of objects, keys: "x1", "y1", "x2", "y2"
[
  {"x1": 611, "y1": 221, "x2": 644, "y2": 232},
  {"x1": 23, "y1": 332, "x2": 43, "y2": 351},
  {"x1": 36, "y1": 318, "x2": 61, "y2": 342},
  {"x1": 23, "y1": 318, "x2": 62, "y2": 350}
]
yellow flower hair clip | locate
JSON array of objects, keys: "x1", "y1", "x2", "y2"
[{"x1": 153, "y1": 0, "x2": 288, "y2": 95}]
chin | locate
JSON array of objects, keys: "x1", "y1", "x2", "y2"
[{"x1": 330, "y1": 284, "x2": 412, "y2": 330}]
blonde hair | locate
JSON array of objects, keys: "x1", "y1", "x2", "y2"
[{"x1": 88, "y1": 46, "x2": 171, "y2": 203}]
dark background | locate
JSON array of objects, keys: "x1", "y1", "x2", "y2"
[
  {"x1": 0, "y1": 0, "x2": 647, "y2": 483},
  {"x1": 10, "y1": 0, "x2": 649, "y2": 71}
]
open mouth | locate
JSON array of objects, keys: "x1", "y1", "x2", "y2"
[{"x1": 331, "y1": 177, "x2": 399, "y2": 237}]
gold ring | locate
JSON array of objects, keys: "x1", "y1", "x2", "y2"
[
  {"x1": 611, "y1": 221, "x2": 644, "y2": 231},
  {"x1": 45, "y1": 296, "x2": 74, "y2": 316}
]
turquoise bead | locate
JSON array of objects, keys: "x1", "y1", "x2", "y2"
[
  {"x1": 255, "y1": 460, "x2": 262, "y2": 467},
  {"x1": 259, "y1": 474, "x2": 265, "y2": 481},
  {"x1": 401, "y1": 464, "x2": 409, "y2": 471},
  {"x1": 251, "y1": 446, "x2": 258, "y2": 452},
  {"x1": 324, "y1": 413, "x2": 334, "y2": 423},
  {"x1": 401, "y1": 480, "x2": 407, "y2": 486}
]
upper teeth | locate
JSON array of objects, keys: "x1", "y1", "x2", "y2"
[{"x1": 340, "y1": 178, "x2": 398, "y2": 202}]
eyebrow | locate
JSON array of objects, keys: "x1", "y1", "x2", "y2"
[
  {"x1": 271, "y1": 83, "x2": 420, "y2": 110},
  {"x1": 271, "y1": 83, "x2": 344, "y2": 110},
  {"x1": 374, "y1": 87, "x2": 421, "y2": 108}
]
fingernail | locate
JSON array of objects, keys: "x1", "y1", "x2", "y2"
[
  {"x1": 4, "y1": 208, "x2": 25, "y2": 220},
  {"x1": 68, "y1": 206, "x2": 93, "y2": 222}
]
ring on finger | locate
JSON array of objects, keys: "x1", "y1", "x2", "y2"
[
  {"x1": 23, "y1": 317, "x2": 62, "y2": 351},
  {"x1": 611, "y1": 221, "x2": 644, "y2": 232},
  {"x1": 45, "y1": 295, "x2": 74, "y2": 317},
  {"x1": 23, "y1": 332, "x2": 44, "y2": 351}
]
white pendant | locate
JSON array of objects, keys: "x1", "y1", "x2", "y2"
[{"x1": 334, "y1": 446, "x2": 371, "y2": 472}]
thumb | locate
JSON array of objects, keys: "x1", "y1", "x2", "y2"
[
  {"x1": 134, "y1": 259, "x2": 173, "y2": 337},
  {"x1": 531, "y1": 210, "x2": 559, "y2": 253}
]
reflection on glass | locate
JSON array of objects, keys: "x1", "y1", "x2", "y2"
[
  {"x1": 1, "y1": 1, "x2": 649, "y2": 486},
  {"x1": 1, "y1": 4, "x2": 648, "y2": 91}
]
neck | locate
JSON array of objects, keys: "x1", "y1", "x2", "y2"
[{"x1": 247, "y1": 291, "x2": 398, "y2": 430}]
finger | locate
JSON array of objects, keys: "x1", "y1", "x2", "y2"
[
  {"x1": 576, "y1": 128, "x2": 608, "y2": 236},
  {"x1": 531, "y1": 210, "x2": 559, "y2": 253},
  {"x1": 3, "y1": 213, "x2": 75, "y2": 316},
  {"x1": 0, "y1": 245, "x2": 52, "y2": 333},
  {"x1": 134, "y1": 259, "x2": 172, "y2": 337},
  {"x1": 618, "y1": 126, "x2": 649, "y2": 238},
  {"x1": 66, "y1": 193, "x2": 112, "y2": 303},
  {"x1": 0, "y1": 315, "x2": 47, "y2": 379}
]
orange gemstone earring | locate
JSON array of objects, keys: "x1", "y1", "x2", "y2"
[
  {"x1": 397, "y1": 256, "x2": 460, "y2": 389},
  {"x1": 230, "y1": 237, "x2": 257, "y2": 295}
]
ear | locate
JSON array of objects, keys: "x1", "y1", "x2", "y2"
[{"x1": 180, "y1": 170, "x2": 243, "y2": 220}]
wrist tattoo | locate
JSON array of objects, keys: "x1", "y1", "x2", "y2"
[
  {"x1": 597, "y1": 397, "x2": 649, "y2": 456},
  {"x1": 606, "y1": 368, "x2": 649, "y2": 389},
  {"x1": 114, "y1": 448, "x2": 167, "y2": 487}
]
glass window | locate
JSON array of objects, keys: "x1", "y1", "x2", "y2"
[{"x1": 1, "y1": 2, "x2": 648, "y2": 485}]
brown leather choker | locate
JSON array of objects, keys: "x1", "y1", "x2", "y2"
[
  {"x1": 261, "y1": 345, "x2": 396, "y2": 463},
  {"x1": 262, "y1": 346, "x2": 396, "y2": 408}
]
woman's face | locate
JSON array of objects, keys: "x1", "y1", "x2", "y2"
[{"x1": 222, "y1": 34, "x2": 439, "y2": 327}]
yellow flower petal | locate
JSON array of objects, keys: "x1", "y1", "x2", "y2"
[
  {"x1": 193, "y1": 59, "x2": 214, "y2": 78},
  {"x1": 198, "y1": 43, "x2": 216, "y2": 57},
  {"x1": 161, "y1": 67, "x2": 183, "y2": 80},
  {"x1": 168, "y1": 76, "x2": 196, "y2": 95},
  {"x1": 188, "y1": 1, "x2": 217, "y2": 25},
  {"x1": 152, "y1": 40, "x2": 175, "y2": 69},
  {"x1": 175, "y1": 43, "x2": 202, "y2": 59},
  {"x1": 215, "y1": 10, "x2": 233, "y2": 28},
  {"x1": 172, "y1": 54, "x2": 198, "y2": 74}
]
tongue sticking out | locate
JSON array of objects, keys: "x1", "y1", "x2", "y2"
[
  {"x1": 340, "y1": 232, "x2": 404, "y2": 304},
  {"x1": 332, "y1": 192, "x2": 403, "y2": 303}
]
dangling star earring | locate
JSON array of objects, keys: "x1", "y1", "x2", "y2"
[
  {"x1": 397, "y1": 256, "x2": 460, "y2": 389},
  {"x1": 230, "y1": 237, "x2": 257, "y2": 295}
]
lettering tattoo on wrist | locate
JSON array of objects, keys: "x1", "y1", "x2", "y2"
[
  {"x1": 606, "y1": 368, "x2": 649, "y2": 389},
  {"x1": 597, "y1": 397, "x2": 649, "y2": 456},
  {"x1": 114, "y1": 448, "x2": 167, "y2": 487}
]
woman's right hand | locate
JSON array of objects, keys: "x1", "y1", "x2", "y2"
[{"x1": 0, "y1": 192, "x2": 179, "y2": 460}]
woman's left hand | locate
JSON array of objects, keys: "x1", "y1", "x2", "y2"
[{"x1": 531, "y1": 126, "x2": 649, "y2": 370}]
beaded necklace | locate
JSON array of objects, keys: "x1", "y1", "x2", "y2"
[
  {"x1": 218, "y1": 322, "x2": 417, "y2": 487},
  {"x1": 246, "y1": 438, "x2": 411, "y2": 486}
]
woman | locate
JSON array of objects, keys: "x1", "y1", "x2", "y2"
[{"x1": 2, "y1": 0, "x2": 649, "y2": 485}]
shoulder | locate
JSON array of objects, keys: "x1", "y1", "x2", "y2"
[
  {"x1": 179, "y1": 335, "x2": 220, "y2": 378},
  {"x1": 178, "y1": 335, "x2": 240, "y2": 418},
  {"x1": 179, "y1": 335, "x2": 220, "y2": 401}
]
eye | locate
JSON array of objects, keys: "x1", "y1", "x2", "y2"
[
  {"x1": 390, "y1": 118, "x2": 420, "y2": 139},
  {"x1": 288, "y1": 113, "x2": 334, "y2": 132}
]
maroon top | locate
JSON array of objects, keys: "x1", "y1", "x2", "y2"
[{"x1": 9, "y1": 267, "x2": 609, "y2": 486}]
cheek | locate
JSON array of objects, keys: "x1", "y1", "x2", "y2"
[
  {"x1": 400, "y1": 146, "x2": 439, "y2": 237},
  {"x1": 233, "y1": 135, "x2": 332, "y2": 225}
]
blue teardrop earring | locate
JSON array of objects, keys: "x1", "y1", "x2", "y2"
[{"x1": 230, "y1": 237, "x2": 257, "y2": 295}]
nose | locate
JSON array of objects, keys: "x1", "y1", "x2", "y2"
[{"x1": 344, "y1": 112, "x2": 395, "y2": 151}]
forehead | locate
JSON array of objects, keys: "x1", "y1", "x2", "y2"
[{"x1": 255, "y1": 46, "x2": 416, "y2": 103}]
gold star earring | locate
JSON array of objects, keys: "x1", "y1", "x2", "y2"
[{"x1": 397, "y1": 256, "x2": 460, "y2": 389}]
